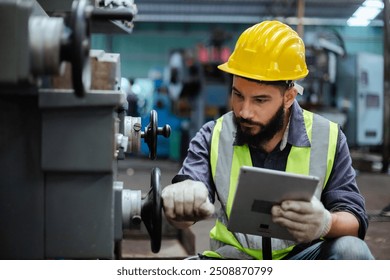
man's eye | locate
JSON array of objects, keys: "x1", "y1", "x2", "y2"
[
  {"x1": 255, "y1": 98, "x2": 266, "y2": 103},
  {"x1": 233, "y1": 91, "x2": 243, "y2": 98}
]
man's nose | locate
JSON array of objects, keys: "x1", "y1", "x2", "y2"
[{"x1": 239, "y1": 101, "x2": 254, "y2": 120}]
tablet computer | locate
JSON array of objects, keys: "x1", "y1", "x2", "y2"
[{"x1": 227, "y1": 166, "x2": 320, "y2": 241}]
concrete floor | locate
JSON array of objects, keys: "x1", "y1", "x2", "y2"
[
  {"x1": 118, "y1": 155, "x2": 390, "y2": 260},
  {"x1": 356, "y1": 173, "x2": 390, "y2": 260}
]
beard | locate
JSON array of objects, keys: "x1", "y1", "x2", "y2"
[{"x1": 234, "y1": 103, "x2": 285, "y2": 149}]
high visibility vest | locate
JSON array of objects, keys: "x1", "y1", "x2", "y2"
[{"x1": 204, "y1": 110, "x2": 339, "y2": 260}]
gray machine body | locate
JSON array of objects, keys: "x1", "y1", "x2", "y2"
[
  {"x1": 0, "y1": 0, "x2": 144, "y2": 259},
  {"x1": 0, "y1": 89, "x2": 124, "y2": 259}
]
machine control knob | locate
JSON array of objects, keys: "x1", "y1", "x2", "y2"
[{"x1": 141, "y1": 110, "x2": 171, "y2": 160}]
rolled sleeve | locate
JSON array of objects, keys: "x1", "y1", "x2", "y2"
[
  {"x1": 321, "y1": 128, "x2": 368, "y2": 239},
  {"x1": 174, "y1": 121, "x2": 216, "y2": 202}
]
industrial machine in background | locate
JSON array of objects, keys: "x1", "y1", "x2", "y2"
[
  {"x1": 165, "y1": 48, "x2": 205, "y2": 141},
  {"x1": 0, "y1": 0, "x2": 175, "y2": 259},
  {"x1": 336, "y1": 52, "x2": 384, "y2": 148},
  {"x1": 299, "y1": 30, "x2": 347, "y2": 124},
  {"x1": 301, "y1": 30, "x2": 384, "y2": 149},
  {"x1": 163, "y1": 29, "x2": 232, "y2": 159}
]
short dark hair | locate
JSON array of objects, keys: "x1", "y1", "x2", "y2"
[{"x1": 239, "y1": 76, "x2": 294, "y2": 95}]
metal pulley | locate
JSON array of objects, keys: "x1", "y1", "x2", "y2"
[
  {"x1": 29, "y1": 17, "x2": 64, "y2": 76},
  {"x1": 29, "y1": 0, "x2": 91, "y2": 97},
  {"x1": 141, "y1": 110, "x2": 171, "y2": 160},
  {"x1": 121, "y1": 168, "x2": 162, "y2": 253},
  {"x1": 29, "y1": 0, "x2": 136, "y2": 97}
]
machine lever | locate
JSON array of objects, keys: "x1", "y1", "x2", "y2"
[{"x1": 90, "y1": 7, "x2": 134, "y2": 21}]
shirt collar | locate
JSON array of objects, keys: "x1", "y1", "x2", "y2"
[
  {"x1": 279, "y1": 120, "x2": 290, "y2": 150},
  {"x1": 281, "y1": 99, "x2": 311, "y2": 150}
]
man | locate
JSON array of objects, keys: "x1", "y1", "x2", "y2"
[{"x1": 162, "y1": 20, "x2": 374, "y2": 260}]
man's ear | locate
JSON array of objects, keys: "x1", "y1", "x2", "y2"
[{"x1": 284, "y1": 87, "x2": 297, "y2": 109}]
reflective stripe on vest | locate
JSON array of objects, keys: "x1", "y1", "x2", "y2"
[{"x1": 205, "y1": 110, "x2": 338, "y2": 259}]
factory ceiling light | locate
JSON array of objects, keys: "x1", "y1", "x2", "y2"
[{"x1": 347, "y1": 0, "x2": 384, "y2": 26}]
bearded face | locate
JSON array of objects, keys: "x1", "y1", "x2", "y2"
[{"x1": 234, "y1": 101, "x2": 285, "y2": 149}]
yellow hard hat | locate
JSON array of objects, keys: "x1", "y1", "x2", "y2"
[{"x1": 218, "y1": 20, "x2": 309, "y2": 81}]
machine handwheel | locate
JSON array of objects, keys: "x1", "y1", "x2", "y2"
[
  {"x1": 70, "y1": 0, "x2": 91, "y2": 97},
  {"x1": 145, "y1": 110, "x2": 158, "y2": 160},
  {"x1": 141, "y1": 167, "x2": 162, "y2": 253},
  {"x1": 142, "y1": 110, "x2": 171, "y2": 160}
]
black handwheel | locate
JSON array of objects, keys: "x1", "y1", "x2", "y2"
[
  {"x1": 69, "y1": 0, "x2": 91, "y2": 97},
  {"x1": 141, "y1": 167, "x2": 162, "y2": 253},
  {"x1": 142, "y1": 110, "x2": 171, "y2": 160},
  {"x1": 144, "y1": 110, "x2": 158, "y2": 160}
]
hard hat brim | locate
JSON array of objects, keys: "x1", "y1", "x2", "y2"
[
  {"x1": 218, "y1": 62, "x2": 306, "y2": 95},
  {"x1": 218, "y1": 62, "x2": 309, "y2": 83}
]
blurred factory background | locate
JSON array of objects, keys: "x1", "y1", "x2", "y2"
[
  {"x1": 88, "y1": 0, "x2": 388, "y2": 162},
  {"x1": 0, "y1": 0, "x2": 389, "y2": 260}
]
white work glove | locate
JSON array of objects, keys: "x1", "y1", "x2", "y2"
[
  {"x1": 271, "y1": 196, "x2": 332, "y2": 243},
  {"x1": 162, "y1": 180, "x2": 215, "y2": 224}
]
